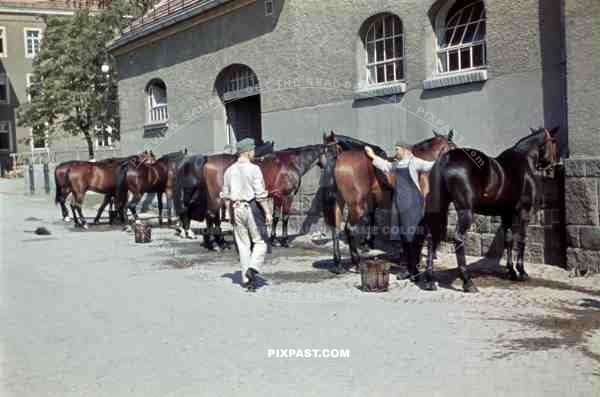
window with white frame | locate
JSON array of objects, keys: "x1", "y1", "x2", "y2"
[
  {"x1": 436, "y1": 0, "x2": 486, "y2": 74},
  {"x1": 24, "y1": 28, "x2": 42, "y2": 58},
  {"x1": 0, "y1": 74, "x2": 8, "y2": 105},
  {"x1": 365, "y1": 14, "x2": 404, "y2": 85},
  {"x1": 26, "y1": 73, "x2": 33, "y2": 102},
  {"x1": 146, "y1": 79, "x2": 168, "y2": 124},
  {"x1": 31, "y1": 127, "x2": 47, "y2": 150},
  {"x1": 95, "y1": 125, "x2": 113, "y2": 147},
  {"x1": 265, "y1": 0, "x2": 274, "y2": 16},
  {"x1": 0, "y1": 27, "x2": 6, "y2": 57},
  {"x1": 0, "y1": 121, "x2": 10, "y2": 150},
  {"x1": 224, "y1": 67, "x2": 258, "y2": 95}
]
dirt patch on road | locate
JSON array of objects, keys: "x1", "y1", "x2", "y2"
[{"x1": 492, "y1": 302, "x2": 600, "y2": 366}]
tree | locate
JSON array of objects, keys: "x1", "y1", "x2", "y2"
[{"x1": 18, "y1": 0, "x2": 152, "y2": 159}]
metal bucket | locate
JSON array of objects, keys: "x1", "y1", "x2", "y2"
[
  {"x1": 134, "y1": 222, "x2": 152, "y2": 243},
  {"x1": 359, "y1": 260, "x2": 390, "y2": 292}
]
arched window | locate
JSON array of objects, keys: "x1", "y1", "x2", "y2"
[
  {"x1": 436, "y1": 0, "x2": 486, "y2": 74},
  {"x1": 364, "y1": 14, "x2": 404, "y2": 85},
  {"x1": 146, "y1": 79, "x2": 168, "y2": 124}
]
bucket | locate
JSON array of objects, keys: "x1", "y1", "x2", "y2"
[
  {"x1": 359, "y1": 260, "x2": 390, "y2": 292},
  {"x1": 134, "y1": 222, "x2": 152, "y2": 243}
]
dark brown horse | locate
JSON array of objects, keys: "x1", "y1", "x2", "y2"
[
  {"x1": 423, "y1": 127, "x2": 560, "y2": 292},
  {"x1": 320, "y1": 130, "x2": 455, "y2": 272},
  {"x1": 116, "y1": 151, "x2": 186, "y2": 225},
  {"x1": 54, "y1": 151, "x2": 155, "y2": 227}
]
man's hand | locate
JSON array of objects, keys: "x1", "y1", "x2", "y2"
[
  {"x1": 265, "y1": 213, "x2": 273, "y2": 227},
  {"x1": 365, "y1": 146, "x2": 375, "y2": 159}
]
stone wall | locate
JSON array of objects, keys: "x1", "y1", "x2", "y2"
[{"x1": 565, "y1": 158, "x2": 600, "y2": 274}]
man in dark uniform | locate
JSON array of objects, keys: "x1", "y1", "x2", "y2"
[{"x1": 365, "y1": 142, "x2": 435, "y2": 282}]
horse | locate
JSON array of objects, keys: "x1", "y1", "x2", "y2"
[
  {"x1": 423, "y1": 127, "x2": 560, "y2": 293},
  {"x1": 54, "y1": 151, "x2": 155, "y2": 228},
  {"x1": 116, "y1": 150, "x2": 186, "y2": 225},
  {"x1": 257, "y1": 144, "x2": 328, "y2": 246},
  {"x1": 320, "y1": 130, "x2": 455, "y2": 273},
  {"x1": 173, "y1": 142, "x2": 275, "y2": 247}
]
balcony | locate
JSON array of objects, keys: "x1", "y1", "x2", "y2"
[{"x1": 0, "y1": 1, "x2": 110, "y2": 10}]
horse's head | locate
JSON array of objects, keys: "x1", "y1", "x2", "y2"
[
  {"x1": 319, "y1": 131, "x2": 340, "y2": 168},
  {"x1": 139, "y1": 150, "x2": 157, "y2": 165},
  {"x1": 530, "y1": 126, "x2": 560, "y2": 171},
  {"x1": 412, "y1": 129, "x2": 455, "y2": 160}
]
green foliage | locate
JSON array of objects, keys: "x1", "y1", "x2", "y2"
[{"x1": 18, "y1": 0, "x2": 153, "y2": 158}]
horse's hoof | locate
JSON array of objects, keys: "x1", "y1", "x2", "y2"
[
  {"x1": 424, "y1": 281, "x2": 437, "y2": 291},
  {"x1": 506, "y1": 269, "x2": 519, "y2": 281},
  {"x1": 280, "y1": 240, "x2": 289, "y2": 248},
  {"x1": 81, "y1": 224, "x2": 89, "y2": 230},
  {"x1": 63, "y1": 216, "x2": 72, "y2": 223},
  {"x1": 518, "y1": 271, "x2": 529, "y2": 282},
  {"x1": 397, "y1": 271, "x2": 410, "y2": 281},
  {"x1": 463, "y1": 281, "x2": 479, "y2": 293}
]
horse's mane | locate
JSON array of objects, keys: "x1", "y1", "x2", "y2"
[
  {"x1": 278, "y1": 144, "x2": 323, "y2": 153},
  {"x1": 511, "y1": 129, "x2": 545, "y2": 154},
  {"x1": 334, "y1": 135, "x2": 388, "y2": 158},
  {"x1": 159, "y1": 151, "x2": 186, "y2": 162}
]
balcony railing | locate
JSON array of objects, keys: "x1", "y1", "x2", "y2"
[
  {"x1": 123, "y1": 0, "x2": 215, "y2": 35},
  {"x1": 0, "y1": 1, "x2": 110, "y2": 10},
  {"x1": 148, "y1": 104, "x2": 168, "y2": 124}
]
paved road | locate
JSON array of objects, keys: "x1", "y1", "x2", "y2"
[{"x1": 1, "y1": 181, "x2": 600, "y2": 396}]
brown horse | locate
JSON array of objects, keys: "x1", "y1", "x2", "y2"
[
  {"x1": 320, "y1": 130, "x2": 454, "y2": 272},
  {"x1": 174, "y1": 143, "x2": 325, "y2": 249},
  {"x1": 54, "y1": 151, "x2": 155, "y2": 228},
  {"x1": 116, "y1": 151, "x2": 186, "y2": 225}
]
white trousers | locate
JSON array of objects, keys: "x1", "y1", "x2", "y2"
[{"x1": 233, "y1": 203, "x2": 267, "y2": 284}]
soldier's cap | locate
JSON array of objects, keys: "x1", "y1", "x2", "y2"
[
  {"x1": 394, "y1": 140, "x2": 413, "y2": 150},
  {"x1": 236, "y1": 138, "x2": 256, "y2": 153}
]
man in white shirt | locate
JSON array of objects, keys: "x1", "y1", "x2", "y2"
[
  {"x1": 365, "y1": 142, "x2": 435, "y2": 281},
  {"x1": 221, "y1": 138, "x2": 272, "y2": 292}
]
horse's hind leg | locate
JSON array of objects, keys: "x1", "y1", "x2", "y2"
[
  {"x1": 281, "y1": 213, "x2": 290, "y2": 248},
  {"x1": 94, "y1": 195, "x2": 111, "y2": 224},
  {"x1": 502, "y1": 214, "x2": 518, "y2": 281},
  {"x1": 455, "y1": 209, "x2": 477, "y2": 292},
  {"x1": 127, "y1": 194, "x2": 142, "y2": 221},
  {"x1": 361, "y1": 211, "x2": 376, "y2": 251},
  {"x1": 270, "y1": 214, "x2": 279, "y2": 245},
  {"x1": 157, "y1": 192, "x2": 163, "y2": 225},
  {"x1": 515, "y1": 208, "x2": 531, "y2": 281}
]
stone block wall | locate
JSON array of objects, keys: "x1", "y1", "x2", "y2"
[{"x1": 564, "y1": 158, "x2": 600, "y2": 274}]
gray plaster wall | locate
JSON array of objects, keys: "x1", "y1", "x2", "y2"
[{"x1": 114, "y1": 0, "x2": 565, "y2": 158}]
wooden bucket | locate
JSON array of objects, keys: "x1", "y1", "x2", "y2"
[
  {"x1": 134, "y1": 222, "x2": 152, "y2": 243},
  {"x1": 359, "y1": 260, "x2": 391, "y2": 292}
]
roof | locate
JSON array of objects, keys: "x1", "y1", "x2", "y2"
[{"x1": 108, "y1": 0, "x2": 232, "y2": 53}]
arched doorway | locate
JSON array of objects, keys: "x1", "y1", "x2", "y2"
[{"x1": 215, "y1": 64, "x2": 262, "y2": 145}]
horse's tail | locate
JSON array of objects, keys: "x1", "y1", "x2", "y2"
[
  {"x1": 319, "y1": 153, "x2": 338, "y2": 227},
  {"x1": 115, "y1": 161, "x2": 129, "y2": 211},
  {"x1": 173, "y1": 155, "x2": 206, "y2": 216},
  {"x1": 54, "y1": 165, "x2": 69, "y2": 205},
  {"x1": 425, "y1": 153, "x2": 450, "y2": 253}
]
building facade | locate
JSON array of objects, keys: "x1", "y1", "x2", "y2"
[
  {"x1": 109, "y1": 0, "x2": 598, "y2": 271},
  {"x1": 0, "y1": 0, "x2": 109, "y2": 172}
]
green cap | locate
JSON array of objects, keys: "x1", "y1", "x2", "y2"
[{"x1": 236, "y1": 138, "x2": 256, "y2": 153}]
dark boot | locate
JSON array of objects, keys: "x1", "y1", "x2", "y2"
[{"x1": 245, "y1": 268, "x2": 259, "y2": 292}]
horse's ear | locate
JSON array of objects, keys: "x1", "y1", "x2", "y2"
[
  {"x1": 432, "y1": 129, "x2": 440, "y2": 137},
  {"x1": 549, "y1": 126, "x2": 560, "y2": 136},
  {"x1": 530, "y1": 127, "x2": 537, "y2": 135},
  {"x1": 448, "y1": 129, "x2": 454, "y2": 141}
]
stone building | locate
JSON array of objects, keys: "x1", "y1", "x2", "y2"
[{"x1": 108, "y1": 0, "x2": 599, "y2": 271}]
